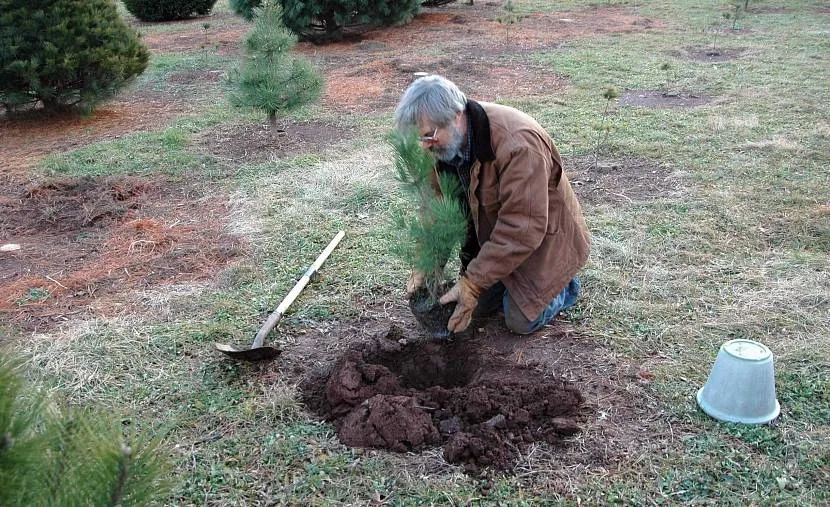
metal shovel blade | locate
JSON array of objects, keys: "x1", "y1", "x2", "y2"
[{"x1": 213, "y1": 342, "x2": 281, "y2": 361}]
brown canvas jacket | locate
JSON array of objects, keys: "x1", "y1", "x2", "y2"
[{"x1": 444, "y1": 100, "x2": 591, "y2": 320}]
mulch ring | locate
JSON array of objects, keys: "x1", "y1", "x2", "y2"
[
  {"x1": 619, "y1": 90, "x2": 715, "y2": 108},
  {"x1": 272, "y1": 302, "x2": 666, "y2": 476},
  {"x1": 566, "y1": 155, "x2": 682, "y2": 206},
  {"x1": 192, "y1": 120, "x2": 359, "y2": 167},
  {"x1": 0, "y1": 174, "x2": 242, "y2": 330}
]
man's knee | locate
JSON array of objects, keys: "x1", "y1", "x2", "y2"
[{"x1": 504, "y1": 301, "x2": 536, "y2": 334}]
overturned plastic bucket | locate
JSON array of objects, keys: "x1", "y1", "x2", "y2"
[{"x1": 697, "y1": 339, "x2": 780, "y2": 425}]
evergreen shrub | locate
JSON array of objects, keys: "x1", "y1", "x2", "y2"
[
  {"x1": 231, "y1": 0, "x2": 421, "y2": 41},
  {"x1": 0, "y1": 0, "x2": 149, "y2": 113},
  {"x1": 123, "y1": 0, "x2": 218, "y2": 22}
]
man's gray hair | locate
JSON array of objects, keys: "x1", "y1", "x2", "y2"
[{"x1": 394, "y1": 75, "x2": 467, "y2": 130}]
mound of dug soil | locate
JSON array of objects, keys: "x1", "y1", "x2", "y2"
[{"x1": 301, "y1": 330, "x2": 583, "y2": 472}]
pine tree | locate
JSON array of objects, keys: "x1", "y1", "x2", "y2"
[
  {"x1": 229, "y1": 0, "x2": 323, "y2": 137},
  {"x1": 0, "y1": 0, "x2": 149, "y2": 113},
  {"x1": 0, "y1": 355, "x2": 169, "y2": 507},
  {"x1": 390, "y1": 129, "x2": 468, "y2": 303},
  {"x1": 123, "y1": 0, "x2": 218, "y2": 22},
  {"x1": 231, "y1": 0, "x2": 421, "y2": 42}
]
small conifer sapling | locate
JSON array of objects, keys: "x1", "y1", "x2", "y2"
[
  {"x1": 496, "y1": 0, "x2": 525, "y2": 43},
  {"x1": 594, "y1": 86, "x2": 619, "y2": 167},
  {"x1": 390, "y1": 129, "x2": 468, "y2": 308},
  {"x1": 229, "y1": 1, "x2": 322, "y2": 137},
  {"x1": 201, "y1": 23, "x2": 212, "y2": 64},
  {"x1": 659, "y1": 62, "x2": 675, "y2": 95},
  {"x1": 0, "y1": 355, "x2": 170, "y2": 506}
]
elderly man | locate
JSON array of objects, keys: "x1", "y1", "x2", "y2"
[{"x1": 394, "y1": 75, "x2": 591, "y2": 334}]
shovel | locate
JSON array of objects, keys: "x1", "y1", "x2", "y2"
[{"x1": 214, "y1": 230, "x2": 345, "y2": 361}]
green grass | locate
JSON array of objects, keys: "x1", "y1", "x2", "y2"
[{"x1": 3, "y1": 0, "x2": 828, "y2": 504}]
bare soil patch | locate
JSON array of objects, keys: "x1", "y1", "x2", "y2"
[
  {"x1": 321, "y1": 56, "x2": 569, "y2": 113},
  {"x1": 619, "y1": 90, "x2": 715, "y2": 108},
  {"x1": 192, "y1": 120, "x2": 359, "y2": 166},
  {"x1": 566, "y1": 155, "x2": 681, "y2": 206},
  {"x1": 0, "y1": 175, "x2": 241, "y2": 330},
  {"x1": 678, "y1": 46, "x2": 746, "y2": 63}
]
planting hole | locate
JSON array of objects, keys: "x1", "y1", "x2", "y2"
[{"x1": 301, "y1": 331, "x2": 584, "y2": 472}]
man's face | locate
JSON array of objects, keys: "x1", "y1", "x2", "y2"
[{"x1": 418, "y1": 112, "x2": 465, "y2": 162}]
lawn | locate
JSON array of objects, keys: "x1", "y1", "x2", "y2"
[{"x1": 1, "y1": 0, "x2": 828, "y2": 504}]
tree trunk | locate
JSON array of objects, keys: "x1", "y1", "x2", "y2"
[{"x1": 268, "y1": 111, "x2": 278, "y2": 138}]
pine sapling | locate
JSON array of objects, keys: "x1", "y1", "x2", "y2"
[
  {"x1": 0, "y1": 355, "x2": 170, "y2": 506},
  {"x1": 229, "y1": 0, "x2": 322, "y2": 137},
  {"x1": 496, "y1": 0, "x2": 524, "y2": 43},
  {"x1": 594, "y1": 86, "x2": 619, "y2": 168},
  {"x1": 709, "y1": 17, "x2": 722, "y2": 56},
  {"x1": 201, "y1": 23, "x2": 212, "y2": 64},
  {"x1": 659, "y1": 62, "x2": 675, "y2": 96},
  {"x1": 390, "y1": 129, "x2": 468, "y2": 305}
]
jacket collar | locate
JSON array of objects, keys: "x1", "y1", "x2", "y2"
[{"x1": 466, "y1": 99, "x2": 496, "y2": 163}]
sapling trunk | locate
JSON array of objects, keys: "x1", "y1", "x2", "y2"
[
  {"x1": 268, "y1": 111, "x2": 278, "y2": 138},
  {"x1": 594, "y1": 98, "x2": 611, "y2": 167}
]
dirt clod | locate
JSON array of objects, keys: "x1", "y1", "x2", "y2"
[{"x1": 302, "y1": 334, "x2": 583, "y2": 472}]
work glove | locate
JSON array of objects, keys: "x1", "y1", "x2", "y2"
[
  {"x1": 405, "y1": 270, "x2": 425, "y2": 296},
  {"x1": 439, "y1": 276, "x2": 482, "y2": 333}
]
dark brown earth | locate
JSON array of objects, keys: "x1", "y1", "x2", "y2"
[
  {"x1": 192, "y1": 120, "x2": 359, "y2": 167},
  {"x1": 301, "y1": 327, "x2": 583, "y2": 472},
  {"x1": 677, "y1": 46, "x2": 746, "y2": 63},
  {"x1": 265, "y1": 303, "x2": 667, "y2": 480}
]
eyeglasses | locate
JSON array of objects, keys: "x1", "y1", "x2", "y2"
[{"x1": 419, "y1": 128, "x2": 438, "y2": 143}]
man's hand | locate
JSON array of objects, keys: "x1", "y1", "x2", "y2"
[
  {"x1": 405, "y1": 271, "x2": 425, "y2": 296},
  {"x1": 439, "y1": 277, "x2": 482, "y2": 333}
]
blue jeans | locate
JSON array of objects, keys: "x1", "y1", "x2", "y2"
[{"x1": 475, "y1": 277, "x2": 581, "y2": 335}]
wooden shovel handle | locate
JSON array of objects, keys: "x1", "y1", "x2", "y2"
[{"x1": 251, "y1": 231, "x2": 345, "y2": 349}]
